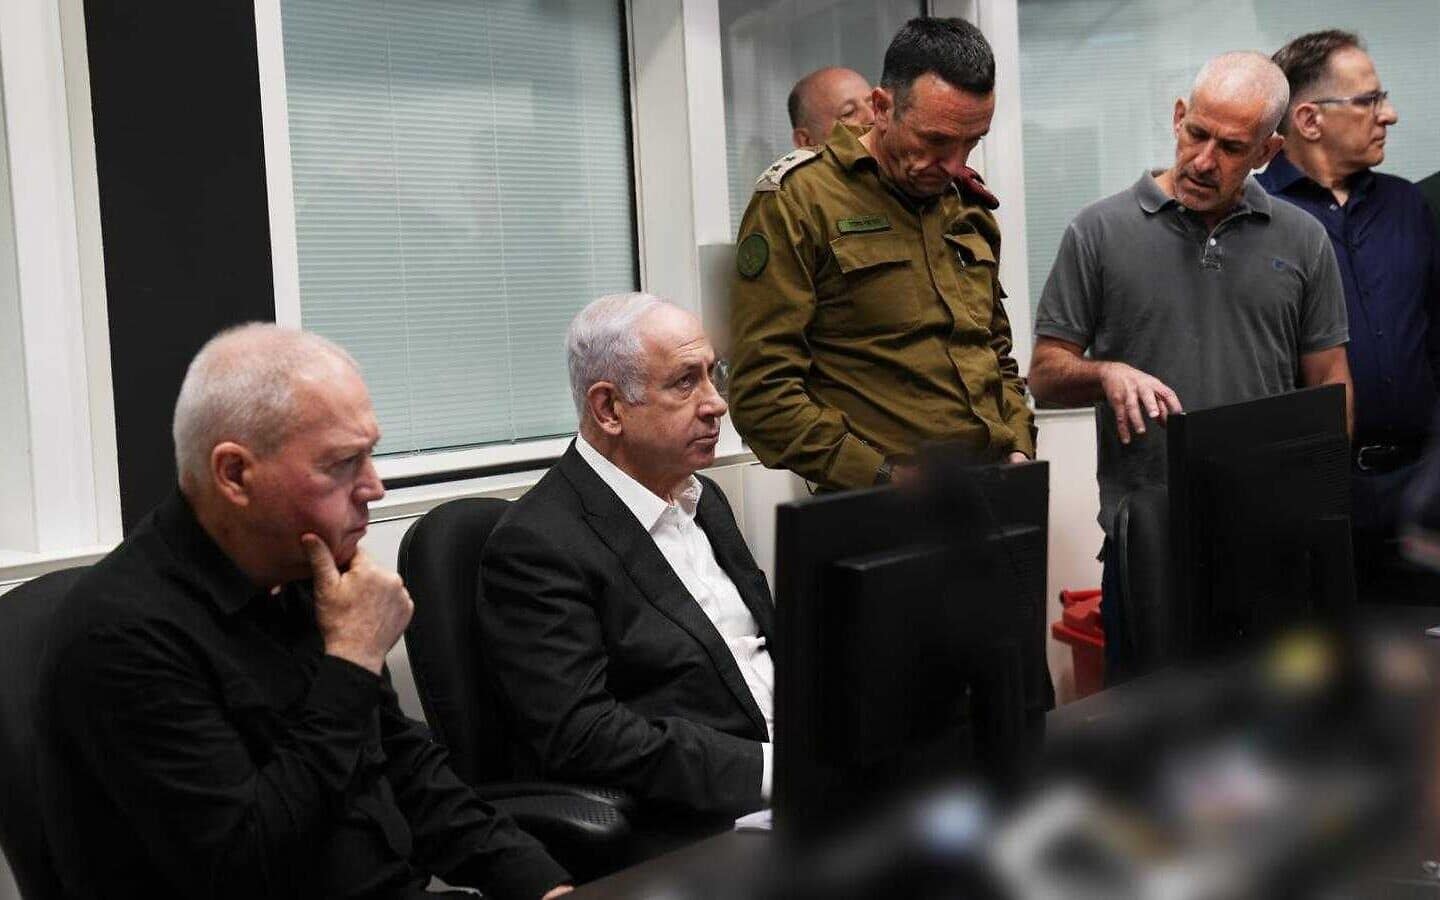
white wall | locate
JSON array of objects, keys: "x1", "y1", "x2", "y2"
[
  {"x1": 0, "y1": 0, "x2": 119, "y2": 567},
  {"x1": 1034, "y1": 410, "x2": 1104, "y2": 703}
]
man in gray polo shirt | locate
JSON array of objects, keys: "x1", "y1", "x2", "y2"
[{"x1": 1030, "y1": 51, "x2": 1351, "y2": 678}]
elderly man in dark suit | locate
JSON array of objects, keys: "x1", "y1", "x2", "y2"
[{"x1": 479, "y1": 294, "x2": 773, "y2": 838}]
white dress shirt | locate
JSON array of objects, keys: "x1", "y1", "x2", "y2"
[{"x1": 575, "y1": 436, "x2": 775, "y2": 800}]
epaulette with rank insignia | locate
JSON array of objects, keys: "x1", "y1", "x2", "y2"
[
  {"x1": 955, "y1": 166, "x2": 999, "y2": 210},
  {"x1": 754, "y1": 147, "x2": 819, "y2": 193}
]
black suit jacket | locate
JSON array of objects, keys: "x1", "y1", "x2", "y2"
[{"x1": 479, "y1": 444, "x2": 774, "y2": 818}]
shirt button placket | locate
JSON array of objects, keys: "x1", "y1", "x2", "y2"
[{"x1": 1202, "y1": 234, "x2": 1220, "y2": 268}]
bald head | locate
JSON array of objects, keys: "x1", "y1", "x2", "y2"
[
  {"x1": 788, "y1": 66, "x2": 875, "y2": 148},
  {"x1": 1160, "y1": 51, "x2": 1289, "y2": 228},
  {"x1": 1191, "y1": 51, "x2": 1290, "y2": 139},
  {"x1": 173, "y1": 323, "x2": 361, "y2": 492}
]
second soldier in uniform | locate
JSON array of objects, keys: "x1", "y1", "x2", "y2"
[{"x1": 728, "y1": 17, "x2": 1034, "y2": 490}]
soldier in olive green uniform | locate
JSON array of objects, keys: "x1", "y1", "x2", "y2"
[{"x1": 728, "y1": 19, "x2": 1035, "y2": 491}]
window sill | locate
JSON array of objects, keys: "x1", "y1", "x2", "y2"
[
  {"x1": 374, "y1": 436, "x2": 576, "y2": 485},
  {"x1": 369, "y1": 449, "x2": 759, "y2": 524},
  {"x1": 372, "y1": 420, "x2": 748, "y2": 497},
  {"x1": 1035, "y1": 406, "x2": 1095, "y2": 422},
  {"x1": 1, "y1": 447, "x2": 763, "y2": 587},
  {"x1": 0, "y1": 545, "x2": 113, "y2": 589}
]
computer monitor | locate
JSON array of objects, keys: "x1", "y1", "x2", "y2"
[
  {"x1": 772, "y1": 458, "x2": 1051, "y2": 841},
  {"x1": 1168, "y1": 383, "x2": 1353, "y2": 660}
]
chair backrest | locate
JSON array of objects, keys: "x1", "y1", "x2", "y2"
[
  {"x1": 0, "y1": 567, "x2": 87, "y2": 900},
  {"x1": 398, "y1": 497, "x2": 514, "y2": 786},
  {"x1": 1115, "y1": 485, "x2": 1175, "y2": 676}
]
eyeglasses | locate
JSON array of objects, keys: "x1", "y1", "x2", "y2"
[{"x1": 1310, "y1": 89, "x2": 1390, "y2": 113}]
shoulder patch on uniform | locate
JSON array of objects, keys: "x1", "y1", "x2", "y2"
[
  {"x1": 754, "y1": 148, "x2": 819, "y2": 193},
  {"x1": 736, "y1": 233, "x2": 770, "y2": 278}
]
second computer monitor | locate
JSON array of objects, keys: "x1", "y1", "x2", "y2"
[
  {"x1": 772, "y1": 458, "x2": 1050, "y2": 841},
  {"x1": 1167, "y1": 383, "x2": 1353, "y2": 660}
]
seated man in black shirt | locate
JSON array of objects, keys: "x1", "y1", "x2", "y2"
[{"x1": 38, "y1": 324, "x2": 571, "y2": 900}]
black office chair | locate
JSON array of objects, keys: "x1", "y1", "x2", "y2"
[
  {"x1": 1113, "y1": 485, "x2": 1176, "y2": 681},
  {"x1": 0, "y1": 566, "x2": 88, "y2": 900},
  {"x1": 398, "y1": 497, "x2": 635, "y2": 880}
]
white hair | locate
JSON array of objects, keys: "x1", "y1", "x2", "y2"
[
  {"x1": 566, "y1": 292, "x2": 673, "y2": 422},
  {"x1": 172, "y1": 323, "x2": 360, "y2": 489},
  {"x1": 1192, "y1": 51, "x2": 1291, "y2": 137}
]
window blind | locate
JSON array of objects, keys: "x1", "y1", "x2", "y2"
[
  {"x1": 719, "y1": 0, "x2": 922, "y2": 234},
  {"x1": 1019, "y1": 0, "x2": 1440, "y2": 317},
  {"x1": 279, "y1": 0, "x2": 636, "y2": 457}
]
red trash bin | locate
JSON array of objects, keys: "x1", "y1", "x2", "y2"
[{"x1": 1050, "y1": 589, "x2": 1105, "y2": 699}]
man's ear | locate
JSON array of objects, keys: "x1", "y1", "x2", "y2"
[
  {"x1": 870, "y1": 87, "x2": 893, "y2": 128},
  {"x1": 1290, "y1": 102, "x2": 1323, "y2": 142},
  {"x1": 211, "y1": 441, "x2": 256, "y2": 507},
  {"x1": 792, "y1": 127, "x2": 812, "y2": 148},
  {"x1": 1171, "y1": 97, "x2": 1187, "y2": 135},
  {"x1": 1256, "y1": 132, "x2": 1285, "y2": 169},
  {"x1": 585, "y1": 382, "x2": 625, "y2": 437}
]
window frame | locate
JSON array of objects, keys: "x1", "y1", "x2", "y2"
[
  {"x1": 0, "y1": 0, "x2": 1034, "y2": 580},
  {"x1": 934, "y1": 0, "x2": 1035, "y2": 377},
  {"x1": 253, "y1": 0, "x2": 744, "y2": 493},
  {"x1": 0, "y1": 0, "x2": 122, "y2": 576}
]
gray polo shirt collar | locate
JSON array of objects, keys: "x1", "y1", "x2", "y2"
[{"x1": 1134, "y1": 169, "x2": 1273, "y2": 220}]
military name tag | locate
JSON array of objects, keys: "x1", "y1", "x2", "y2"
[{"x1": 836, "y1": 215, "x2": 890, "y2": 234}]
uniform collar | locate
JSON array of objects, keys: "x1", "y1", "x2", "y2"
[
  {"x1": 826, "y1": 122, "x2": 879, "y2": 173},
  {"x1": 154, "y1": 490, "x2": 273, "y2": 616},
  {"x1": 574, "y1": 435, "x2": 703, "y2": 532},
  {"x1": 827, "y1": 122, "x2": 953, "y2": 211},
  {"x1": 1135, "y1": 168, "x2": 1273, "y2": 220}
]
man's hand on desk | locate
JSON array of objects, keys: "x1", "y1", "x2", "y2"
[
  {"x1": 1098, "y1": 361, "x2": 1182, "y2": 444},
  {"x1": 1007, "y1": 451, "x2": 1029, "y2": 464}
]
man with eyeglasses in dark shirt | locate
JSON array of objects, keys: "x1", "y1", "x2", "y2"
[{"x1": 1259, "y1": 30, "x2": 1440, "y2": 601}]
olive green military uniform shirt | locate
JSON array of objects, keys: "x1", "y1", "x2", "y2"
[{"x1": 728, "y1": 124, "x2": 1036, "y2": 490}]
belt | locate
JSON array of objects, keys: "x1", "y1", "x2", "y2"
[{"x1": 1353, "y1": 437, "x2": 1426, "y2": 473}]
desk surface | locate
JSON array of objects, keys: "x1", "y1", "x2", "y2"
[
  {"x1": 572, "y1": 604, "x2": 1440, "y2": 898},
  {"x1": 570, "y1": 830, "x2": 765, "y2": 899}
]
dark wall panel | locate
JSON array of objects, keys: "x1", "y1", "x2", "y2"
[{"x1": 84, "y1": 0, "x2": 277, "y2": 530}]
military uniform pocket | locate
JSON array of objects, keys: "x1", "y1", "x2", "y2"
[
  {"x1": 822, "y1": 234, "x2": 920, "y2": 335},
  {"x1": 944, "y1": 231, "x2": 997, "y2": 267},
  {"x1": 943, "y1": 232, "x2": 1003, "y2": 329}
]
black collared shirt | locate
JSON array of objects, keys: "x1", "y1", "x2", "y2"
[
  {"x1": 38, "y1": 491, "x2": 567, "y2": 899},
  {"x1": 1258, "y1": 151, "x2": 1440, "y2": 439}
]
